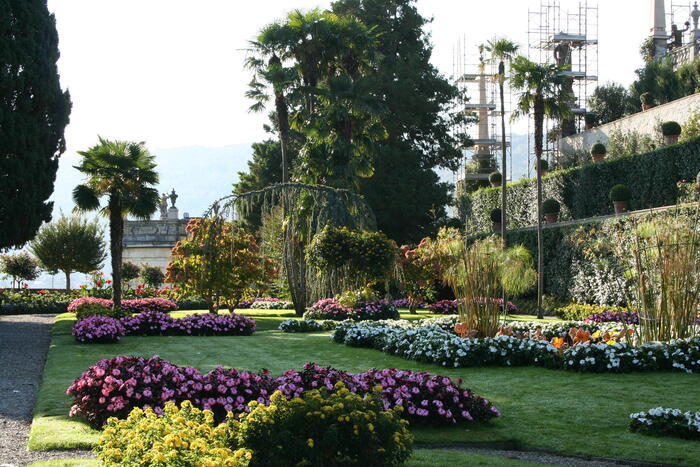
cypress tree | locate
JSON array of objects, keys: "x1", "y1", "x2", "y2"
[{"x1": 0, "y1": 0, "x2": 71, "y2": 249}]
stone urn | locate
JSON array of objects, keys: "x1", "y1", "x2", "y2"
[
  {"x1": 642, "y1": 103, "x2": 652, "y2": 111},
  {"x1": 544, "y1": 212, "x2": 559, "y2": 224},
  {"x1": 664, "y1": 134, "x2": 679, "y2": 145},
  {"x1": 490, "y1": 180, "x2": 501, "y2": 187},
  {"x1": 492, "y1": 221, "x2": 502, "y2": 233},
  {"x1": 592, "y1": 154, "x2": 605, "y2": 162},
  {"x1": 613, "y1": 200, "x2": 629, "y2": 214}
]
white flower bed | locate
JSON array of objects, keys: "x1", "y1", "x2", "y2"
[{"x1": 629, "y1": 407, "x2": 700, "y2": 440}]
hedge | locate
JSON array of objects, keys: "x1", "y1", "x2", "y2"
[{"x1": 460, "y1": 137, "x2": 700, "y2": 232}]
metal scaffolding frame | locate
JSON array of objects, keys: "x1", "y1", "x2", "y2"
[{"x1": 526, "y1": 0, "x2": 598, "y2": 177}]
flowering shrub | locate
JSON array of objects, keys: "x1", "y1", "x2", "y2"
[
  {"x1": 629, "y1": 407, "x2": 700, "y2": 440},
  {"x1": 278, "y1": 319, "x2": 339, "y2": 333},
  {"x1": 250, "y1": 299, "x2": 294, "y2": 309},
  {"x1": 555, "y1": 304, "x2": 631, "y2": 321},
  {"x1": 584, "y1": 310, "x2": 639, "y2": 324},
  {"x1": 95, "y1": 401, "x2": 252, "y2": 466},
  {"x1": 118, "y1": 298, "x2": 179, "y2": 314},
  {"x1": 391, "y1": 298, "x2": 427, "y2": 309},
  {"x1": 304, "y1": 298, "x2": 399, "y2": 321},
  {"x1": 229, "y1": 386, "x2": 413, "y2": 467},
  {"x1": 196, "y1": 367, "x2": 275, "y2": 422},
  {"x1": 66, "y1": 355, "x2": 202, "y2": 427},
  {"x1": 69, "y1": 297, "x2": 114, "y2": 319},
  {"x1": 427, "y1": 298, "x2": 518, "y2": 315},
  {"x1": 72, "y1": 316, "x2": 125, "y2": 344}
]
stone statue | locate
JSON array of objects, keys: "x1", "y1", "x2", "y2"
[
  {"x1": 669, "y1": 22, "x2": 690, "y2": 49},
  {"x1": 169, "y1": 189, "x2": 178, "y2": 208},
  {"x1": 553, "y1": 43, "x2": 571, "y2": 67},
  {"x1": 159, "y1": 194, "x2": 168, "y2": 219}
]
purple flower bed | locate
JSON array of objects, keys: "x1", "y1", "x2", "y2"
[
  {"x1": 427, "y1": 298, "x2": 518, "y2": 315},
  {"x1": 68, "y1": 297, "x2": 178, "y2": 314},
  {"x1": 303, "y1": 298, "x2": 399, "y2": 321},
  {"x1": 391, "y1": 298, "x2": 427, "y2": 309},
  {"x1": 72, "y1": 316, "x2": 125, "y2": 344},
  {"x1": 584, "y1": 310, "x2": 639, "y2": 324},
  {"x1": 74, "y1": 312, "x2": 256, "y2": 343},
  {"x1": 67, "y1": 359, "x2": 500, "y2": 427}
]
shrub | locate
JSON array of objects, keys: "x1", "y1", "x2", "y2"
[
  {"x1": 585, "y1": 310, "x2": 638, "y2": 324},
  {"x1": 591, "y1": 142, "x2": 607, "y2": 155},
  {"x1": 488, "y1": 172, "x2": 502, "y2": 184},
  {"x1": 278, "y1": 319, "x2": 338, "y2": 333},
  {"x1": 69, "y1": 297, "x2": 114, "y2": 319},
  {"x1": 303, "y1": 298, "x2": 399, "y2": 321},
  {"x1": 95, "y1": 401, "x2": 252, "y2": 466},
  {"x1": 629, "y1": 407, "x2": 700, "y2": 440},
  {"x1": 304, "y1": 298, "x2": 353, "y2": 320},
  {"x1": 537, "y1": 158, "x2": 549, "y2": 171},
  {"x1": 196, "y1": 367, "x2": 276, "y2": 423},
  {"x1": 490, "y1": 208, "x2": 501, "y2": 223},
  {"x1": 427, "y1": 299, "x2": 460, "y2": 314},
  {"x1": 72, "y1": 316, "x2": 125, "y2": 344},
  {"x1": 542, "y1": 198, "x2": 561, "y2": 214},
  {"x1": 661, "y1": 121, "x2": 682, "y2": 136},
  {"x1": 230, "y1": 387, "x2": 413, "y2": 467},
  {"x1": 140, "y1": 265, "x2": 165, "y2": 288},
  {"x1": 609, "y1": 184, "x2": 631, "y2": 202},
  {"x1": 121, "y1": 261, "x2": 140, "y2": 283},
  {"x1": 66, "y1": 355, "x2": 202, "y2": 427},
  {"x1": 119, "y1": 311, "x2": 257, "y2": 337},
  {"x1": 555, "y1": 304, "x2": 629, "y2": 321},
  {"x1": 250, "y1": 300, "x2": 294, "y2": 309},
  {"x1": 119, "y1": 297, "x2": 178, "y2": 314}
]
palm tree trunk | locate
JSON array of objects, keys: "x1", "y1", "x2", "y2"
[
  {"x1": 534, "y1": 96, "x2": 545, "y2": 319},
  {"x1": 109, "y1": 196, "x2": 123, "y2": 310},
  {"x1": 64, "y1": 270, "x2": 71, "y2": 293}
]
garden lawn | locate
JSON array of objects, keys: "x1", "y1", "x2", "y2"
[{"x1": 30, "y1": 311, "x2": 699, "y2": 465}]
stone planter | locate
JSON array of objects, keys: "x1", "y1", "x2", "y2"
[
  {"x1": 538, "y1": 169, "x2": 548, "y2": 177},
  {"x1": 664, "y1": 134, "x2": 679, "y2": 145},
  {"x1": 490, "y1": 180, "x2": 502, "y2": 187},
  {"x1": 492, "y1": 221, "x2": 502, "y2": 233},
  {"x1": 592, "y1": 153, "x2": 606, "y2": 162},
  {"x1": 544, "y1": 212, "x2": 559, "y2": 224},
  {"x1": 613, "y1": 200, "x2": 629, "y2": 214},
  {"x1": 643, "y1": 104, "x2": 652, "y2": 111}
]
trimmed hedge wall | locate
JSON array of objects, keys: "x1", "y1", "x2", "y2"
[{"x1": 460, "y1": 137, "x2": 700, "y2": 232}]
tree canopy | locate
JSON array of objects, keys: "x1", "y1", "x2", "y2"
[{"x1": 0, "y1": 0, "x2": 72, "y2": 250}]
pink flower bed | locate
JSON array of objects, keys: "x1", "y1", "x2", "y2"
[{"x1": 67, "y1": 297, "x2": 178, "y2": 314}]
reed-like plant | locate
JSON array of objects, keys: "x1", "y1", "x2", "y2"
[
  {"x1": 437, "y1": 232, "x2": 536, "y2": 337},
  {"x1": 629, "y1": 214, "x2": 700, "y2": 342}
]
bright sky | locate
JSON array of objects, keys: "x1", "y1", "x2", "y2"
[{"x1": 46, "y1": 0, "x2": 658, "y2": 154}]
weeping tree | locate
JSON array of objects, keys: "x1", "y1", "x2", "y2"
[{"x1": 203, "y1": 183, "x2": 376, "y2": 316}]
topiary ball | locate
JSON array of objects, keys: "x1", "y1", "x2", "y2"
[
  {"x1": 609, "y1": 184, "x2": 631, "y2": 202},
  {"x1": 488, "y1": 172, "x2": 502, "y2": 184},
  {"x1": 542, "y1": 198, "x2": 561, "y2": 214},
  {"x1": 661, "y1": 121, "x2": 682, "y2": 136},
  {"x1": 591, "y1": 142, "x2": 607, "y2": 155},
  {"x1": 490, "y1": 208, "x2": 502, "y2": 223},
  {"x1": 537, "y1": 158, "x2": 549, "y2": 171}
]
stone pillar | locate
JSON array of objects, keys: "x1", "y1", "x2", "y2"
[{"x1": 650, "y1": 0, "x2": 668, "y2": 59}]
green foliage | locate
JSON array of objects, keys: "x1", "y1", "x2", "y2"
[
  {"x1": 121, "y1": 262, "x2": 140, "y2": 283},
  {"x1": 661, "y1": 121, "x2": 682, "y2": 136},
  {"x1": 74, "y1": 302, "x2": 121, "y2": 320},
  {"x1": 542, "y1": 199, "x2": 560, "y2": 214},
  {"x1": 679, "y1": 111, "x2": 700, "y2": 143},
  {"x1": 488, "y1": 172, "x2": 502, "y2": 184},
  {"x1": 229, "y1": 387, "x2": 413, "y2": 467},
  {"x1": 397, "y1": 239, "x2": 439, "y2": 312},
  {"x1": 73, "y1": 138, "x2": 160, "y2": 309},
  {"x1": 95, "y1": 401, "x2": 251, "y2": 466},
  {"x1": 140, "y1": 265, "x2": 165, "y2": 289},
  {"x1": 607, "y1": 128, "x2": 660, "y2": 159},
  {"x1": 490, "y1": 209, "x2": 501, "y2": 223},
  {"x1": 584, "y1": 112, "x2": 597, "y2": 127},
  {"x1": 537, "y1": 158, "x2": 549, "y2": 171},
  {"x1": 640, "y1": 91, "x2": 654, "y2": 106},
  {"x1": 554, "y1": 303, "x2": 629, "y2": 321},
  {"x1": 0, "y1": 0, "x2": 72, "y2": 250},
  {"x1": 587, "y1": 83, "x2": 635, "y2": 124},
  {"x1": 590, "y1": 142, "x2": 607, "y2": 155},
  {"x1": 1, "y1": 252, "x2": 40, "y2": 288},
  {"x1": 167, "y1": 219, "x2": 274, "y2": 312},
  {"x1": 460, "y1": 138, "x2": 700, "y2": 233},
  {"x1": 609, "y1": 184, "x2": 631, "y2": 202},
  {"x1": 29, "y1": 215, "x2": 106, "y2": 291}
]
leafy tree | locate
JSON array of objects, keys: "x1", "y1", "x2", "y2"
[
  {"x1": 588, "y1": 82, "x2": 636, "y2": 126},
  {"x1": 397, "y1": 239, "x2": 438, "y2": 314},
  {"x1": 0, "y1": 0, "x2": 72, "y2": 250},
  {"x1": 166, "y1": 218, "x2": 275, "y2": 313},
  {"x1": 1, "y1": 252, "x2": 40, "y2": 289},
  {"x1": 73, "y1": 138, "x2": 160, "y2": 310},
  {"x1": 121, "y1": 261, "x2": 141, "y2": 287},
  {"x1": 140, "y1": 264, "x2": 165, "y2": 289},
  {"x1": 510, "y1": 56, "x2": 571, "y2": 318},
  {"x1": 29, "y1": 215, "x2": 106, "y2": 291}
]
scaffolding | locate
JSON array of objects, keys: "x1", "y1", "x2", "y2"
[
  {"x1": 452, "y1": 37, "x2": 513, "y2": 188},
  {"x1": 527, "y1": 0, "x2": 598, "y2": 176}
]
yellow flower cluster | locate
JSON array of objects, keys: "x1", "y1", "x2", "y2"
[{"x1": 95, "y1": 401, "x2": 252, "y2": 466}]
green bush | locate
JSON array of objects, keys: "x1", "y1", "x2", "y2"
[
  {"x1": 661, "y1": 121, "x2": 682, "y2": 136},
  {"x1": 537, "y1": 158, "x2": 549, "y2": 171},
  {"x1": 542, "y1": 198, "x2": 560, "y2": 214},
  {"x1": 75, "y1": 301, "x2": 117, "y2": 320},
  {"x1": 229, "y1": 386, "x2": 413, "y2": 467},
  {"x1": 554, "y1": 303, "x2": 629, "y2": 321},
  {"x1": 591, "y1": 142, "x2": 607, "y2": 155},
  {"x1": 459, "y1": 137, "x2": 700, "y2": 233},
  {"x1": 488, "y1": 172, "x2": 502, "y2": 184},
  {"x1": 609, "y1": 184, "x2": 631, "y2": 202}
]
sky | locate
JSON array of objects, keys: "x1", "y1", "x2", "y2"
[{"x1": 8, "y1": 0, "x2": 686, "y2": 288}]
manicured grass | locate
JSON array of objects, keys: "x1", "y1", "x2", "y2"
[{"x1": 30, "y1": 311, "x2": 700, "y2": 465}]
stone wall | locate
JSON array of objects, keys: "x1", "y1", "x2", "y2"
[
  {"x1": 559, "y1": 92, "x2": 700, "y2": 154},
  {"x1": 122, "y1": 219, "x2": 189, "y2": 271}
]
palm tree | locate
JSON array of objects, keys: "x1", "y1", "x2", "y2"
[
  {"x1": 484, "y1": 39, "x2": 518, "y2": 246},
  {"x1": 509, "y1": 56, "x2": 571, "y2": 318},
  {"x1": 73, "y1": 138, "x2": 159, "y2": 309}
]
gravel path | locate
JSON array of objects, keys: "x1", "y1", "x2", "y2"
[{"x1": 0, "y1": 314, "x2": 92, "y2": 466}]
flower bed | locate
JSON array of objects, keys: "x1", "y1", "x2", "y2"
[
  {"x1": 68, "y1": 296, "x2": 178, "y2": 315},
  {"x1": 278, "y1": 319, "x2": 339, "y2": 333},
  {"x1": 331, "y1": 319, "x2": 700, "y2": 373},
  {"x1": 72, "y1": 316, "x2": 125, "y2": 344},
  {"x1": 75, "y1": 311, "x2": 256, "y2": 343},
  {"x1": 584, "y1": 310, "x2": 639, "y2": 324},
  {"x1": 629, "y1": 407, "x2": 700, "y2": 440},
  {"x1": 303, "y1": 298, "x2": 399, "y2": 321},
  {"x1": 67, "y1": 358, "x2": 500, "y2": 428},
  {"x1": 426, "y1": 298, "x2": 518, "y2": 315}
]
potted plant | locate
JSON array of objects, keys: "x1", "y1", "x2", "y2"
[
  {"x1": 640, "y1": 92, "x2": 654, "y2": 111},
  {"x1": 536, "y1": 158, "x2": 549, "y2": 176},
  {"x1": 542, "y1": 198, "x2": 560, "y2": 224},
  {"x1": 488, "y1": 171, "x2": 502, "y2": 187},
  {"x1": 609, "y1": 184, "x2": 631, "y2": 214},
  {"x1": 584, "y1": 112, "x2": 597, "y2": 130},
  {"x1": 590, "y1": 142, "x2": 607, "y2": 162},
  {"x1": 661, "y1": 121, "x2": 682, "y2": 145},
  {"x1": 490, "y1": 208, "x2": 502, "y2": 233}
]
